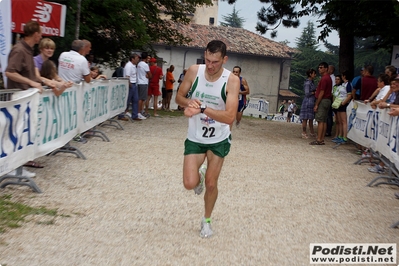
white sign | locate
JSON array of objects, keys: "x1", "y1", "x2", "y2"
[
  {"x1": 243, "y1": 98, "x2": 269, "y2": 118},
  {"x1": 390, "y1": 45, "x2": 399, "y2": 70},
  {"x1": 347, "y1": 100, "x2": 399, "y2": 169},
  {"x1": 0, "y1": 89, "x2": 39, "y2": 175},
  {"x1": 310, "y1": 243, "x2": 396, "y2": 264}
]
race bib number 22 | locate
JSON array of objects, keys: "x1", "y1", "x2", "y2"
[{"x1": 195, "y1": 114, "x2": 221, "y2": 139}]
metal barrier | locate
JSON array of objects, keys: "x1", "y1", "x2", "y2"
[{"x1": 0, "y1": 88, "x2": 22, "y2": 101}]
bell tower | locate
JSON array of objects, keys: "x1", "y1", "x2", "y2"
[{"x1": 192, "y1": 0, "x2": 218, "y2": 26}]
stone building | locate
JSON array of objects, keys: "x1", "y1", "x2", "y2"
[{"x1": 153, "y1": 23, "x2": 296, "y2": 112}]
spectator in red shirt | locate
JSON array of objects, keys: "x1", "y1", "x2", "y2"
[
  {"x1": 146, "y1": 58, "x2": 163, "y2": 117},
  {"x1": 360, "y1": 65, "x2": 378, "y2": 101},
  {"x1": 310, "y1": 62, "x2": 332, "y2": 145}
]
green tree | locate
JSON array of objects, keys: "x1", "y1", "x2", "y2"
[
  {"x1": 220, "y1": 5, "x2": 246, "y2": 28},
  {"x1": 289, "y1": 21, "x2": 337, "y2": 105},
  {"x1": 222, "y1": 0, "x2": 399, "y2": 79},
  {"x1": 354, "y1": 37, "x2": 391, "y2": 77},
  {"x1": 51, "y1": 0, "x2": 213, "y2": 66},
  {"x1": 295, "y1": 21, "x2": 318, "y2": 50}
]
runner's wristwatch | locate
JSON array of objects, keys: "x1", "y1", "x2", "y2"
[{"x1": 200, "y1": 104, "x2": 207, "y2": 113}]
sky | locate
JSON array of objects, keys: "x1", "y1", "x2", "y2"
[{"x1": 217, "y1": 0, "x2": 340, "y2": 50}]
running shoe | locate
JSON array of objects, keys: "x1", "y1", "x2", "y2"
[
  {"x1": 200, "y1": 217, "x2": 213, "y2": 238},
  {"x1": 335, "y1": 138, "x2": 347, "y2": 144},
  {"x1": 194, "y1": 164, "x2": 206, "y2": 195},
  {"x1": 137, "y1": 113, "x2": 147, "y2": 120},
  {"x1": 236, "y1": 121, "x2": 240, "y2": 128},
  {"x1": 331, "y1": 137, "x2": 340, "y2": 142}
]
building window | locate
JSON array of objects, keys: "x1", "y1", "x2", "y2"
[{"x1": 209, "y1": 17, "x2": 215, "y2": 25}]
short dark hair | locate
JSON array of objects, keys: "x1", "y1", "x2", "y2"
[
  {"x1": 364, "y1": 65, "x2": 374, "y2": 75},
  {"x1": 206, "y1": 40, "x2": 227, "y2": 58},
  {"x1": 378, "y1": 73, "x2": 390, "y2": 85},
  {"x1": 306, "y1": 68, "x2": 316, "y2": 77},
  {"x1": 233, "y1": 66, "x2": 241, "y2": 73},
  {"x1": 341, "y1": 70, "x2": 352, "y2": 81},
  {"x1": 318, "y1": 62, "x2": 328, "y2": 69},
  {"x1": 141, "y1": 52, "x2": 148, "y2": 59},
  {"x1": 23, "y1": 21, "x2": 41, "y2": 36}
]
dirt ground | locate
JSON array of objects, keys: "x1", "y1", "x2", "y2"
[{"x1": 0, "y1": 114, "x2": 399, "y2": 266}]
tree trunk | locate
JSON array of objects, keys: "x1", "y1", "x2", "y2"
[
  {"x1": 339, "y1": 32, "x2": 354, "y2": 80},
  {"x1": 75, "y1": 0, "x2": 81, "y2": 39}
]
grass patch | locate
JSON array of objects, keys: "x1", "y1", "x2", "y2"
[
  {"x1": 156, "y1": 109, "x2": 185, "y2": 117},
  {"x1": 0, "y1": 194, "x2": 58, "y2": 234}
]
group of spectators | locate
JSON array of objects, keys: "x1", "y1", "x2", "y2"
[
  {"x1": 4, "y1": 19, "x2": 188, "y2": 140},
  {"x1": 114, "y1": 53, "x2": 184, "y2": 121},
  {"x1": 277, "y1": 100, "x2": 298, "y2": 123},
  {"x1": 2, "y1": 19, "x2": 179, "y2": 179},
  {"x1": 3, "y1": 20, "x2": 110, "y2": 176},
  {"x1": 298, "y1": 61, "x2": 399, "y2": 174}
]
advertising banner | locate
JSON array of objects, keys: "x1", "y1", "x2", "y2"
[
  {"x1": 12, "y1": 0, "x2": 66, "y2": 37},
  {"x1": 80, "y1": 80, "x2": 111, "y2": 132},
  {"x1": 108, "y1": 79, "x2": 128, "y2": 118},
  {"x1": 0, "y1": 79, "x2": 128, "y2": 175},
  {"x1": 0, "y1": 0, "x2": 11, "y2": 86},
  {"x1": 79, "y1": 79, "x2": 128, "y2": 132},
  {"x1": 34, "y1": 86, "x2": 80, "y2": 158},
  {"x1": 347, "y1": 101, "x2": 399, "y2": 169},
  {"x1": 0, "y1": 89, "x2": 39, "y2": 176},
  {"x1": 243, "y1": 98, "x2": 269, "y2": 118}
]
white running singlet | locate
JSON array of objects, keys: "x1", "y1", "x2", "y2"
[{"x1": 187, "y1": 65, "x2": 231, "y2": 144}]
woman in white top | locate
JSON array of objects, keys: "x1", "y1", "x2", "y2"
[{"x1": 332, "y1": 71, "x2": 352, "y2": 143}]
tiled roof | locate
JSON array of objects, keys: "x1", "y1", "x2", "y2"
[
  {"x1": 279, "y1": 89, "x2": 300, "y2": 98},
  {"x1": 164, "y1": 24, "x2": 296, "y2": 59}
]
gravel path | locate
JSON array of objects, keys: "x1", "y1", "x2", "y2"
[{"x1": 1, "y1": 115, "x2": 399, "y2": 266}]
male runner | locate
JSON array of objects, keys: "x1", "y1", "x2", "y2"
[
  {"x1": 175, "y1": 40, "x2": 240, "y2": 238},
  {"x1": 232, "y1": 66, "x2": 250, "y2": 128}
]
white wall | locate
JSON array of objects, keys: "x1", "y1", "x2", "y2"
[{"x1": 152, "y1": 45, "x2": 291, "y2": 111}]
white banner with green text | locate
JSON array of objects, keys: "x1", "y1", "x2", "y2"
[{"x1": 0, "y1": 79, "x2": 128, "y2": 175}]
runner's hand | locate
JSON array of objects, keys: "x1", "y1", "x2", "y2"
[
  {"x1": 184, "y1": 107, "x2": 200, "y2": 117},
  {"x1": 187, "y1": 99, "x2": 201, "y2": 109}
]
